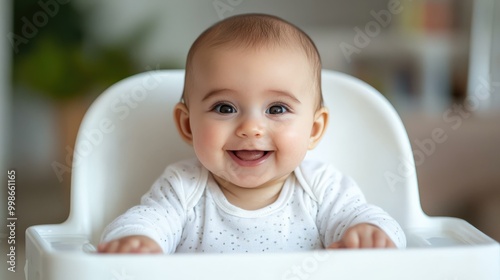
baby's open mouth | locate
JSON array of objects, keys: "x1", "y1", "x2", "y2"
[{"x1": 230, "y1": 150, "x2": 271, "y2": 161}]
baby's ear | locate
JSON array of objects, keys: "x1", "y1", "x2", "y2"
[
  {"x1": 308, "y1": 107, "x2": 329, "y2": 150},
  {"x1": 173, "y1": 102, "x2": 193, "y2": 145}
]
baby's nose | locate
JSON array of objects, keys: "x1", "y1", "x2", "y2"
[{"x1": 236, "y1": 115, "x2": 265, "y2": 138}]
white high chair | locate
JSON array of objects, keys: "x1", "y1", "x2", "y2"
[{"x1": 25, "y1": 70, "x2": 500, "y2": 280}]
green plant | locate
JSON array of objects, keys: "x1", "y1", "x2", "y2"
[{"x1": 12, "y1": 0, "x2": 136, "y2": 100}]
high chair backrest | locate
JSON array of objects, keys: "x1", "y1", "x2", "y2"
[{"x1": 69, "y1": 70, "x2": 425, "y2": 245}]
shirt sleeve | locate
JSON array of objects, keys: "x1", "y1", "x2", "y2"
[
  {"x1": 313, "y1": 166, "x2": 406, "y2": 248},
  {"x1": 100, "y1": 168, "x2": 188, "y2": 254}
]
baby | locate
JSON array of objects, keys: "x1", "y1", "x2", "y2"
[{"x1": 98, "y1": 13, "x2": 406, "y2": 254}]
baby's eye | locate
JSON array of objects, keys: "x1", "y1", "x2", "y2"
[
  {"x1": 213, "y1": 103, "x2": 237, "y2": 114},
  {"x1": 266, "y1": 105, "x2": 288, "y2": 115}
]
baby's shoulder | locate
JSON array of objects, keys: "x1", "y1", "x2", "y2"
[
  {"x1": 163, "y1": 158, "x2": 206, "y2": 178},
  {"x1": 158, "y1": 158, "x2": 208, "y2": 209},
  {"x1": 294, "y1": 160, "x2": 351, "y2": 204}
]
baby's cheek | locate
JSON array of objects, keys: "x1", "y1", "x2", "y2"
[
  {"x1": 279, "y1": 123, "x2": 310, "y2": 147},
  {"x1": 192, "y1": 124, "x2": 228, "y2": 162},
  {"x1": 193, "y1": 123, "x2": 221, "y2": 147},
  {"x1": 274, "y1": 128, "x2": 310, "y2": 160}
]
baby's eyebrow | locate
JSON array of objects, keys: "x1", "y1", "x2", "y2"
[
  {"x1": 201, "y1": 89, "x2": 228, "y2": 102},
  {"x1": 267, "y1": 90, "x2": 302, "y2": 104},
  {"x1": 201, "y1": 89, "x2": 301, "y2": 104}
]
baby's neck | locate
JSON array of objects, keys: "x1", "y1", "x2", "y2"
[{"x1": 212, "y1": 174, "x2": 290, "y2": 210}]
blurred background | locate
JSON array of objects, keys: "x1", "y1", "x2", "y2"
[{"x1": 1, "y1": 0, "x2": 499, "y2": 278}]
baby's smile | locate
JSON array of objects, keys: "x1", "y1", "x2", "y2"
[{"x1": 228, "y1": 150, "x2": 273, "y2": 166}]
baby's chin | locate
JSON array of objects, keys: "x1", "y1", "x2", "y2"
[
  {"x1": 211, "y1": 170, "x2": 291, "y2": 190},
  {"x1": 211, "y1": 172, "x2": 261, "y2": 189}
]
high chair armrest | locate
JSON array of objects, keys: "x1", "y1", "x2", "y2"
[
  {"x1": 26, "y1": 225, "x2": 93, "y2": 253},
  {"x1": 25, "y1": 224, "x2": 94, "y2": 280},
  {"x1": 406, "y1": 216, "x2": 500, "y2": 247}
]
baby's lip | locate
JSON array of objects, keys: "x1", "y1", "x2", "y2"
[
  {"x1": 227, "y1": 150, "x2": 273, "y2": 166},
  {"x1": 230, "y1": 150, "x2": 270, "y2": 161}
]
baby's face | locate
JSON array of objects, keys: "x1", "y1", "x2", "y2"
[{"x1": 183, "y1": 46, "x2": 324, "y2": 189}]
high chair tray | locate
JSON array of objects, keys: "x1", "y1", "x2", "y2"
[{"x1": 26, "y1": 216, "x2": 500, "y2": 280}]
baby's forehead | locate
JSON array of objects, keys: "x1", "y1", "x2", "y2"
[
  {"x1": 184, "y1": 45, "x2": 321, "y2": 108},
  {"x1": 190, "y1": 43, "x2": 315, "y2": 84},
  {"x1": 195, "y1": 42, "x2": 310, "y2": 65}
]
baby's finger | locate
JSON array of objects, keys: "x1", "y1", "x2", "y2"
[
  {"x1": 97, "y1": 242, "x2": 108, "y2": 253},
  {"x1": 117, "y1": 238, "x2": 140, "y2": 253},
  {"x1": 327, "y1": 241, "x2": 343, "y2": 249},
  {"x1": 342, "y1": 231, "x2": 360, "y2": 248},
  {"x1": 137, "y1": 245, "x2": 159, "y2": 254},
  {"x1": 384, "y1": 237, "x2": 396, "y2": 248},
  {"x1": 104, "y1": 240, "x2": 120, "y2": 253},
  {"x1": 140, "y1": 240, "x2": 163, "y2": 254},
  {"x1": 380, "y1": 232, "x2": 396, "y2": 248},
  {"x1": 372, "y1": 233, "x2": 387, "y2": 248},
  {"x1": 358, "y1": 237, "x2": 370, "y2": 248},
  {"x1": 373, "y1": 229, "x2": 396, "y2": 248},
  {"x1": 374, "y1": 229, "x2": 394, "y2": 248}
]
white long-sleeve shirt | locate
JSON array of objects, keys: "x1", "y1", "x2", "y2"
[{"x1": 101, "y1": 158, "x2": 406, "y2": 253}]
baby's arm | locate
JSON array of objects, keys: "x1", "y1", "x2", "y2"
[
  {"x1": 99, "y1": 171, "x2": 188, "y2": 254},
  {"x1": 98, "y1": 235, "x2": 162, "y2": 254},
  {"x1": 316, "y1": 171, "x2": 406, "y2": 249},
  {"x1": 327, "y1": 223, "x2": 395, "y2": 249}
]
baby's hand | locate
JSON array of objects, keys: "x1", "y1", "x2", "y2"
[
  {"x1": 327, "y1": 223, "x2": 395, "y2": 249},
  {"x1": 97, "y1": 235, "x2": 162, "y2": 254}
]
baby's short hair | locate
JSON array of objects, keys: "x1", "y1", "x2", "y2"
[{"x1": 183, "y1": 13, "x2": 323, "y2": 109}]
